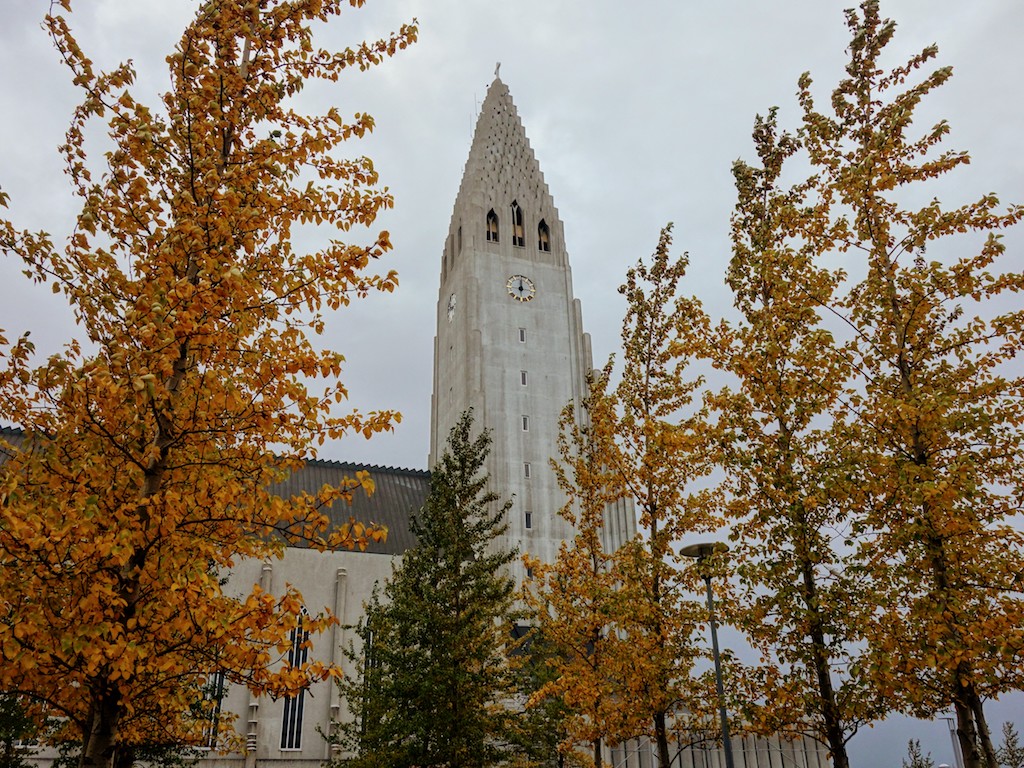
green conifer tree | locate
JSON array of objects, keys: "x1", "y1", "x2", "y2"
[
  {"x1": 331, "y1": 411, "x2": 520, "y2": 768},
  {"x1": 0, "y1": 695, "x2": 36, "y2": 768},
  {"x1": 903, "y1": 739, "x2": 936, "y2": 768},
  {"x1": 997, "y1": 723, "x2": 1024, "y2": 768}
]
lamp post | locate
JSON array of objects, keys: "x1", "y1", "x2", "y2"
[
  {"x1": 680, "y1": 541, "x2": 735, "y2": 768},
  {"x1": 939, "y1": 716, "x2": 965, "y2": 768}
]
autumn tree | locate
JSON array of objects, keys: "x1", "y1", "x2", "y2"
[
  {"x1": 331, "y1": 411, "x2": 520, "y2": 768},
  {"x1": 746, "y1": 3, "x2": 1024, "y2": 767},
  {"x1": 594, "y1": 227, "x2": 719, "y2": 768},
  {"x1": 0, "y1": 2, "x2": 415, "y2": 767},
  {"x1": 523, "y1": 377, "x2": 633, "y2": 768},
  {"x1": 712, "y1": 110, "x2": 881, "y2": 767},
  {"x1": 811, "y1": 5, "x2": 1023, "y2": 766}
]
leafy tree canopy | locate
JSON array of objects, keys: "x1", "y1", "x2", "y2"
[{"x1": 0, "y1": 2, "x2": 415, "y2": 766}]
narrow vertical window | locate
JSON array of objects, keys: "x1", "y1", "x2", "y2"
[
  {"x1": 511, "y1": 200, "x2": 525, "y2": 247},
  {"x1": 526, "y1": 565, "x2": 534, "y2": 579},
  {"x1": 486, "y1": 209, "x2": 499, "y2": 243},
  {"x1": 521, "y1": 415, "x2": 529, "y2": 432},
  {"x1": 457, "y1": 225, "x2": 463, "y2": 254},
  {"x1": 201, "y1": 671, "x2": 227, "y2": 749},
  {"x1": 538, "y1": 219, "x2": 551, "y2": 252},
  {"x1": 524, "y1": 462, "x2": 531, "y2": 478},
  {"x1": 280, "y1": 616, "x2": 310, "y2": 750},
  {"x1": 520, "y1": 370, "x2": 528, "y2": 386},
  {"x1": 518, "y1": 328, "x2": 526, "y2": 343},
  {"x1": 525, "y1": 510, "x2": 533, "y2": 529}
]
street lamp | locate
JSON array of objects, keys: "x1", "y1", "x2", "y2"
[
  {"x1": 680, "y1": 541, "x2": 735, "y2": 768},
  {"x1": 939, "y1": 716, "x2": 965, "y2": 768}
]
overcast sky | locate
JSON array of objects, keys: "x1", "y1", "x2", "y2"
[{"x1": 1, "y1": 1, "x2": 1022, "y2": 765}]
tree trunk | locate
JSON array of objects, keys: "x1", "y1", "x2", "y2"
[
  {"x1": 954, "y1": 696, "x2": 984, "y2": 768},
  {"x1": 801, "y1": 560, "x2": 850, "y2": 768},
  {"x1": 113, "y1": 747, "x2": 135, "y2": 768},
  {"x1": 654, "y1": 711, "x2": 672, "y2": 768},
  {"x1": 592, "y1": 737, "x2": 601, "y2": 768},
  {"x1": 79, "y1": 687, "x2": 121, "y2": 768},
  {"x1": 968, "y1": 683, "x2": 998, "y2": 768}
]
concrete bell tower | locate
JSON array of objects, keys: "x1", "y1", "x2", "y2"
[{"x1": 429, "y1": 75, "x2": 633, "y2": 579}]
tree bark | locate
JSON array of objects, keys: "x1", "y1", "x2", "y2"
[
  {"x1": 79, "y1": 686, "x2": 121, "y2": 768},
  {"x1": 113, "y1": 746, "x2": 135, "y2": 768},
  {"x1": 654, "y1": 710, "x2": 671, "y2": 768},
  {"x1": 953, "y1": 695, "x2": 984, "y2": 768},
  {"x1": 967, "y1": 682, "x2": 998, "y2": 768},
  {"x1": 802, "y1": 560, "x2": 850, "y2": 768}
]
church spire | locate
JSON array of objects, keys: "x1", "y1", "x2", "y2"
[
  {"x1": 441, "y1": 76, "x2": 564, "y2": 279},
  {"x1": 429, "y1": 73, "x2": 625, "y2": 584}
]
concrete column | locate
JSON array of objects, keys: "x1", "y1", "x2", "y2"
[
  {"x1": 327, "y1": 568, "x2": 348, "y2": 759},
  {"x1": 244, "y1": 562, "x2": 273, "y2": 768}
]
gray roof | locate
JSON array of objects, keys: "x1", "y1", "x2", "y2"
[
  {"x1": 272, "y1": 460, "x2": 428, "y2": 556},
  {"x1": 0, "y1": 426, "x2": 426, "y2": 557},
  {"x1": 0, "y1": 425, "x2": 21, "y2": 461}
]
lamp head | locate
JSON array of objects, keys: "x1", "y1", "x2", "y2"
[{"x1": 680, "y1": 541, "x2": 728, "y2": 561}]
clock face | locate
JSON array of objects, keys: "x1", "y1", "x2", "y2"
[
  {"x1": 506, "y1": 274, "x2": 536, "y2": 302},
  {"x1": 447, "y1": 292, "x2": 457, "y2": 321}
]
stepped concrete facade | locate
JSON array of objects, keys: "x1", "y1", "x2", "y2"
[{"x1": 430, "y1": 75, "x2": 635, "y2": 579}]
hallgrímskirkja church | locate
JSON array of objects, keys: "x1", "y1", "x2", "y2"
[
  {"x1": 8, "y1": 75, "x2": 829, "y2": 768},
  {"x1": 217, "y1": 75, "x2": 828, "y2": 768}
]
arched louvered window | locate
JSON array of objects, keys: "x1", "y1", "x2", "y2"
[
  {"x1": 538, "y1": 219, "x2": 551, "y2": 252},
  {"x1": 200, "y1": 670, "x2": 226, "y2": 749},
  {"x1": 486, "y1": 209, "x2": 499, "y2": 243},
  {"x1": 280, "y1": 613, "x2": 310, "y2": 750},
  {"x1": 511, "y1": 201, "x2": 525, "y2": 247}
]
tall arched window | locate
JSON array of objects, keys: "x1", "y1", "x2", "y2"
[
  {"x1": 511, "y1": 201, "x2": 525, "y2": 247},
  {"x1": 486, "y1": 209, "x2": 499, "y2": 243},
  {"x1": 200, "y1": 670, "x2": 226, "y2": 749},
  {"x1": 280, "y1": 614, "x2": 310, "y2": 750},
  {"x1": 538, "y1": 219, "x2": 551, "y2": 252}
]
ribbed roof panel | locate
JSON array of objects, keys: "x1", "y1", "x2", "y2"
[
  {"x1": 272, "y1": 460, "x2": 429, "y2": 556},
  {"x1": 0, "y1": 427, "x2": 426, "y2": 557}
]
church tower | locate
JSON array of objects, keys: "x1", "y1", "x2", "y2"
[{"x1": 430, "y1": 75, "x2": 628, "y2": 580}]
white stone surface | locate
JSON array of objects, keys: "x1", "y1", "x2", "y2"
[{"x1": 430, "y1": 77, "x2": 636, "y2": 579}]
